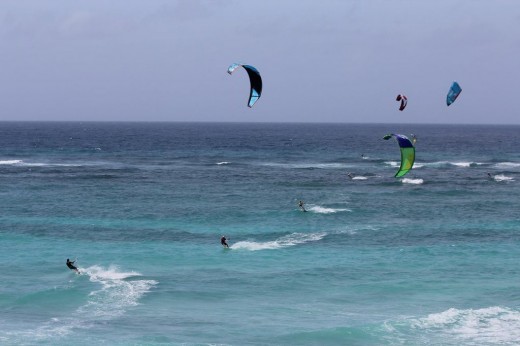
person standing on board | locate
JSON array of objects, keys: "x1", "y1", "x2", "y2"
[
  {"x1": 220, "y1": 236, "x2": 229, "y2": 248},
  {"x1": 66, "y1": 258, "x2": 80, "y2": 274}
]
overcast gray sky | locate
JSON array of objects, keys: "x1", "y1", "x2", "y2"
[{"x1": 1, "y1": 0, "x2": 519, "y2": 124}]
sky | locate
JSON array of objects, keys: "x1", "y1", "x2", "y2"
[{"x1": 1, "y1": 0, "x2": 519, "y2": 124}]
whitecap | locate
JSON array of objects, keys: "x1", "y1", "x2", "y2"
[
  {"x1": 352, "y1": 176, "x2": 367, "y2": 180},
  {"x1": 216, "y1": 161, "x2": 231, "y2": 165},
  {"x1": 452, "y1": 161, "x2": 480, "y2": 168},
  {"x1": 0, "y1": 159, "x2": 23, "y2": 165},
  {"x1": 402, "y1": 178, "x2": 423, "y2": 185}
]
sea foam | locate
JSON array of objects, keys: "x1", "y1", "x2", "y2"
[
  {"x1": 412, "y1": 306, "x2": 520, "y2": 345},
  {"x1": 493, "y1": 174, "x2": 514, "y2": 182},
  {"x1": 4, "y1": 265, "x2": 157, "y2": 343}
]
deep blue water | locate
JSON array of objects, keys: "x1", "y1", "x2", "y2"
[{"x1": 0, "y1": 122, "x2": 519, "y2": 345}]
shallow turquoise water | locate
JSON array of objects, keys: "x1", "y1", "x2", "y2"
[{"x1": 0, "y1": 122, "x2": 519, "y2": 345}]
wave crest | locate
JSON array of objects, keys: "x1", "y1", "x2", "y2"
[{"x1": 0, "y1": 160, "x2": 23, "y2": 165}]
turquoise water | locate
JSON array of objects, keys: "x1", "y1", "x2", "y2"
[{"x1": 0, "y1": 122, "x2": 519, "y2": 345}]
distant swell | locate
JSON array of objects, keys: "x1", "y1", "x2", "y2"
[
  {"x1": 260, "y1": 162, "x2": 353, "y2": 169},
  {"x1": 494, "y1": 162, "x2": 520, "y2": 169}
]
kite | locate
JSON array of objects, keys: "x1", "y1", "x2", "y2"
[
  {"x1": 446, "y1": 82, "x2": 462, "y2": 106},
  {"x1": 396, "y1": 94, "x2": 408, "y2": 111},
  {"x1": 227, "y1": 63, "x2": 263, "y2": 108},
  {"x1": 383, "y1": 133, "x2": 415, "y2": 178}
]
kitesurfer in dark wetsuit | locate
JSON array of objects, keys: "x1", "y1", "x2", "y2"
[
  {"x1": 220, "y1": 236, "x2": 229, "y2": 248},
  {"x1": 66, "y1": 258, "x2": 80, "y2": 274},
  {"x1": 298, "y1": 200, "x2": 307, "y2": 212}
]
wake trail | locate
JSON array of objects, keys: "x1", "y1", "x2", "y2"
[
  {"x1": 3, "y1": 265, "x2": 157, "y2": 343},
  {"x1": 231, "y1": 232, "x2": 326, "y2": 251}
]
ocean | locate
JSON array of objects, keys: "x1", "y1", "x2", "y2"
[{"x1": 0, "y1": 122, "x2": 519, "y2": 345}]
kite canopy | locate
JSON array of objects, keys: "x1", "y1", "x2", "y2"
[
  {"x1": 383, "y1": 133, "x2": 415, "y2": 178},
  {"x1": 446, "y1": 82, "x2": 462, "y2": 106},
  {"x1": 396, "y1": 94, "x2": 407, "y2": 111},
  {"x1": 227, "y1": 63, "x2": 263, "y2": 108}
]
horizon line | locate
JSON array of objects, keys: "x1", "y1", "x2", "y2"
[{"x1": 0, "y1": 120, "x2": 519, "y2": 126}]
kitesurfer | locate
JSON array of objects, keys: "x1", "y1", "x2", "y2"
[
  {"x1": 298, "y1": 200, "x2": 307, "y2": 212},
  {"x1": 347, "y1": 172, "x2": 354, "y2": 179},
  {"x1": 487, "y1": 172, "x2": 493, "y2": 179},
  {"x1": 220, "y1": 236, "x2": 229, "y2": 248},
  {"x1": 66, "y1": 258, "x2": 80, "y2": 274}
]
